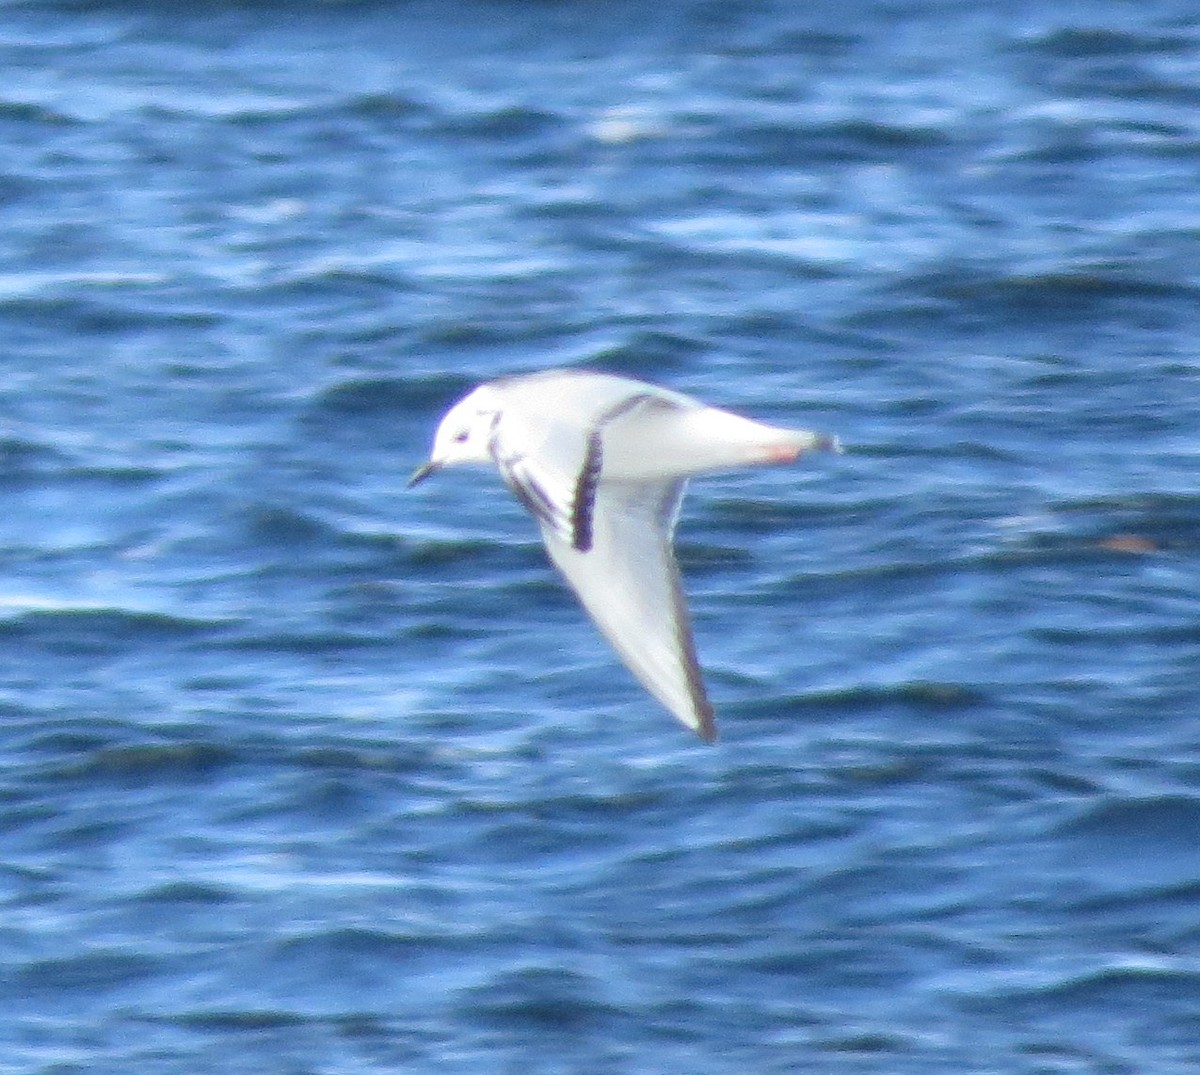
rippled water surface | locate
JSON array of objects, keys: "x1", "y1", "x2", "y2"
[{"x1": 3, "y1": 1, "x2": 1200, "y2": 1072}]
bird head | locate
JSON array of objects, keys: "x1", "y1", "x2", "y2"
[{"x1": 408, "y1": 386, "x2": 500, "y2": 487}]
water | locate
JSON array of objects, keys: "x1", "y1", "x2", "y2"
[{"x1": 2, "y1": 1, "x2": 1200, "y2": 1071}]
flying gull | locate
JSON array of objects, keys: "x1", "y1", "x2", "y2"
[{"x1": 410, "y1": 369, "x2": 838, "y2": 741}]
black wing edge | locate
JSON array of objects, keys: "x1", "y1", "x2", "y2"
[
  {"x1": 502, "y1": 457, "x2": 565, "y2": 535},
  {"x1": 663, "y1": 511, "x2": 717, "y2": 743},
  {"x1": 570, "y1": 431, "x2": 602, "y2": 552}
]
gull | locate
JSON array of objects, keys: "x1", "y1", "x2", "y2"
[{"x1": 409, "y1": 369, "x2": 838, "y2": 741}]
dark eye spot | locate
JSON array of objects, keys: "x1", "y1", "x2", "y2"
[{"x1": 452, "y1": 430, "x2": 469, "y2": 443}]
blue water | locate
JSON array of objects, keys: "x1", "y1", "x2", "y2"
[{"x1": 3, "y1": 1, "x2": 1200, "y2": 1071}]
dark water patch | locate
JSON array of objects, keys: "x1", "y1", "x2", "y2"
[
  {"x1": 0, "y1": 99, "x2": 80, "y2": 126},
  {"x1": 242, "y1": 504, "x2": 333, "y2": 548},
  {"x1": 685, "y1": 116, "x2": 956, "y2": 172},
  {"x1": 1029, "y1": 494, "x2": 1200, "y2": 554},
  {"x1": 415, "y1": 313, "x2": 583, "y2": 355},
  {"x1": 794, "y1": 526, "x2": 1194, "y2": 595},
  {"x1": 57, "y1": 462, "x2": 169, "y2": 486},
  {"x1": 735, "y1": 681, "x2": 985, "y2": 719},
  {"x1": 738, "y1": 933, "x2": 916, "y2": 992},
  {"x1": 47, "y1": 741, "x2": 237, "y2": 788},
  {"x1": 1083, "y1": 69, "x2": 1200, "y2": 108},
  {"x1": 130, "y1": 880, "x2": 238, "y2": 907},
  {"x1": 885, "y1": 265, "x2": 1199, "y2": 330},
  {"x1": 808, "y1": 117, "x2": 958, "y2": 155},
  {"x1": 0, "y1": 294, "x2": 222, "y2": 336},
  {"x1": 1027, "y1": 766, "x2": 1106, "y2": 798},
  {"x1": 700, "y1": 493, "x2": 894, "y2": 535},
  {"x1": 627, "y1": 227, "x2": 852, "y2": 280},
  {"x1": 147, "y1": 86, "x2": 432, "y2": 128},
  {"x1": 715, "y1": 308, "x2": 887, "y2": 355},
  {"x1": 394, "y1": 619, "x2": 495, "y2": 644},
  {"x1": 212, "y1": 625, "x2": 394, "y2": 655},
  {"x1": 0, "y1": 173, "x2": 36, "y2": 210},
  {"x1": 1054, "y1": 795, "x2": 1200, "y2": 891},
  {"x1": 1032, "y1": 622, "x2": 1200, "y2": 645},
  {"x1": 584, "y1": 330, "x2": 709, "y2": 378},
  {"x1": 690, "y1": 816, "x2": 860, "y2": 863},
  {"x1": 309, "y1": 375, "x2": 472, "y2": 420},
  {"x1": 290, "y1": 742, "x2": 444, "y2": 778},
  {"x1": 345, "y1": 90, "x2": 436, "y2": 124},
  {"x1": 394, "y1": 540, "x2": 552, "y2": 594},
  {"x1": 672, "y1": 539, "x2": 756, "y2": 578},
  {"x1": 258, "y1": 926, "x2": 465, "y2": 1003},
  {"x1": 0, "y1": 608, "x2": 228, "y2": 656},
  {"x1": 11, "y1": 716, "x2": 145, "y2": 758},
  {"x1": 0, "y1": 435, "x2": 71, "y2": 482},
  {"x1": 399, "y1": 535, "x2": 521, "y2": 569},
  {"x1": 230, "y1": 504, "x2": 434, "y2": 574},
  {"x1": 1022, "y1": 27, "x2": 1198, "y2": 59},
  {"x1": 100, "y1": 879, "x2": 248, "y2": 941},
  {"x1": 263, "y1": 770, "x2": 384, "y2": 830},
  {"x1": 816, "y1": 1030, "x2": 914, "y2": 1056},
  {"x1": 270, "y1": 925, "x2": 444, "y2": 962},
  {"x1": 456, "y1": 966, "x2": 619, "y2": 1032},
  {"x1": 167, "y1": 1008, "x2": 307, "y2": 1031},
  {"x1": 778, "y1": 552, "x2": 991, "y2": 602},
  {"x1": 1055, "y1": 878, "x2": 1200, "y2": 940},
  {"x1": 975, "y1": 964, "x2": 1200, "y2": 1018},
  {"x1": 1107, "y1": 116, "x2": 1200, "y2": 146},
  {"x1": 434, "y1": 103, "x2": 568, "y2": 145},
  {"x1": 737, "y1": 27, "x2": 863, "y2": 59},
  {"x1": 242, "y1": 267, "x2": 415, "y2": 311},
  {"x1": 992, "y1": 270, "x2": 1197, "y2": 304},
  {"x1": 12, "y1": 949, "x2": 165, "y2": 999},
  {"x1": 515, "y1": 786, "x2": 673, "y2": 828}
]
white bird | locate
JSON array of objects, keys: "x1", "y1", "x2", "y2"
[{"x1": 409, "y1": 369, "x2": 839, "y2": 741}]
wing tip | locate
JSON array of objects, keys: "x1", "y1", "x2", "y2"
[{"x1": 690, "y1": 703, "x2": 718, "y2": 743}]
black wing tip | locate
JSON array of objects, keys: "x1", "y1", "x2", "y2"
[{"x1": 690, "y1": 699, "x2": 718, "y2": 743}]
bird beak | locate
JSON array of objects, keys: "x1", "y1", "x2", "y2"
[{"x1": 407, "y1": 460, "x2": 441, "y2": 488}]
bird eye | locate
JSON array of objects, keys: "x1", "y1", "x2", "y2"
[{"x1": 452, "y1": 430, "x2": 469, "y2": 444}]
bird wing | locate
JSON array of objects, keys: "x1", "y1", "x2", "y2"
[
  {"x1": 489, "y1": 381, "x2": 716, "y2": 739},
  {"x1": 496, "y1": 450, "x2": 578, "y2": 546},
  {"x1": 493, "y1": 387, "x2": 669, "y2": 554},
  {"x1": 535, "y1": 476, "x2": 716, "y2": 741}
]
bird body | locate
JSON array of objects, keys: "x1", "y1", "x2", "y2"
[{"x1": 410, "y1": 369, "x2": 838, "y2": 741}]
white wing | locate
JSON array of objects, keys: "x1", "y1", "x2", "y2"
[
  {"x1": 536, "y1": 478, "x2": 716, "y2": 741},
  {"x1": 492, "y1": 381, "x2": 681, "y2": 554},
  {"x1": 487, "y1": 375, "x2": 716, "y2": 739},
  {"x1": 491, "y1": 404, "x2": 593, "y2": 549}
]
